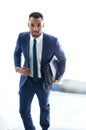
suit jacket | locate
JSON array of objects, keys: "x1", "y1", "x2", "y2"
[{"x1": 14, "y1": 32, "x2": 66, "y2": 88}]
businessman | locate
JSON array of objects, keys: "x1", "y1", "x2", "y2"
[{"x1": 14, "y1": 12, "x2": 66, "y2": 130}]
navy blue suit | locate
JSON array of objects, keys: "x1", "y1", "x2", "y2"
[{"x1": 14, "y1": 32, "x2": 66, "y2": 130}]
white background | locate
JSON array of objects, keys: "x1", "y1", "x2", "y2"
[{"x1": 0, "y1": 0, "x2": 86, "y2": 130}]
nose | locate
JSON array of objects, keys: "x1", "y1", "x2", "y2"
[{"x1": 33, "y1": 26, "x2": 38, "y2": 31}]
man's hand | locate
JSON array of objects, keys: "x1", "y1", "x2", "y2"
[
  {"x1": 49, "y1": 80, "x2": 59, "y2": 87},
  {"x1": 16, "y1": 67, "x2": 30, "y2": 76}
]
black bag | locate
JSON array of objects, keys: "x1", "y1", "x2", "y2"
[{"x1": 42, "y1": 55, "x2": 58, "y2": 86}]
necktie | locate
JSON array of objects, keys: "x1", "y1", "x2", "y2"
[{"x1": 33, "y1": 39, "x2": 38, "y2": 82}]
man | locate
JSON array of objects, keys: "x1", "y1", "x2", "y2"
[{"x1": 14, "y1": 12, "x2": 66, "y2": 130}]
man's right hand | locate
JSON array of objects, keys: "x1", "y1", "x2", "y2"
[{"x1": 16, "y1": 67, "x2": 30, "y2": 76}]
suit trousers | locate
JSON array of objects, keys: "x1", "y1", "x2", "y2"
[{"x1": 19, "y1": 76, "x2": 50, "y2": 130}]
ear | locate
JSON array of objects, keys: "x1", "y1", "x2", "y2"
[{"x1": 42, "y1": 22, "x2": 44, "y2": 27}]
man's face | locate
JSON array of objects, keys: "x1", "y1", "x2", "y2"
[{"x1": 28, "y1": 17, "x2": 44, "y2": 38}]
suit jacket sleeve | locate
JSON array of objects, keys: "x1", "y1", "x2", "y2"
[
  {"x1": 14, "y1": 33, "x2": 22, "y2": 68},
  {"x1": 54, "y1": 38, "x2": 66, "y2": 80}
]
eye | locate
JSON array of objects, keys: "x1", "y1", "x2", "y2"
[
  {"x1": 31, "y1": 23, "x2": 34, "y2": 27},
  {"x1": 37, "y1": 23, "x2": 41, "y2": 27}
]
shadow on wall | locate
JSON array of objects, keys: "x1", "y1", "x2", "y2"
[{"x1": 52, "y1": 79, "x2": 86, "y2": 94}]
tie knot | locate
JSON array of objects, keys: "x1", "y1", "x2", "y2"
[{"x1": 34, "y1": 39, "x2": 36, "y2": 44}]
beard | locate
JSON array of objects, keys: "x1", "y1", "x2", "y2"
[{"x1": 31, "y1": 31, "x2": 41, "y2": 38}]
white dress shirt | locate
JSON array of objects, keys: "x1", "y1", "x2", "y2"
[{"x1": 29, "y1": 33, "x2": 43, "y2": 78}]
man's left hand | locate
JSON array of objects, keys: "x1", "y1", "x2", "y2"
[{"x1": 50, "y1": 80, "x2": 59, "y2": 87}]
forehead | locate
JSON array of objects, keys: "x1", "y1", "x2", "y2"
[{"x1": 29, "y1": 17, "x2": 43, "y2": 24}]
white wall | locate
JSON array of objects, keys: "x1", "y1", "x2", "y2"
[{"x1": 0, "y1": 0, "x2": 86, "y2": 129}]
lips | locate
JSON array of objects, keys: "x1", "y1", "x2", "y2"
[
  {"x1": 33, "y1": 31, "x2": 38, "y2": 34},
  {"x1": 32, "y1": 32, "x2": 39, "y2": 37}
]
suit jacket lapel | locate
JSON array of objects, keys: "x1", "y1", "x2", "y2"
[{"x1": 41, "y1": 33, "x2": 47, "y2": 66}]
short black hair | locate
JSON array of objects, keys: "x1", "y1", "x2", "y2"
[{"x1": 29, "y1": 12, "x2": 43, "y2": 19}]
